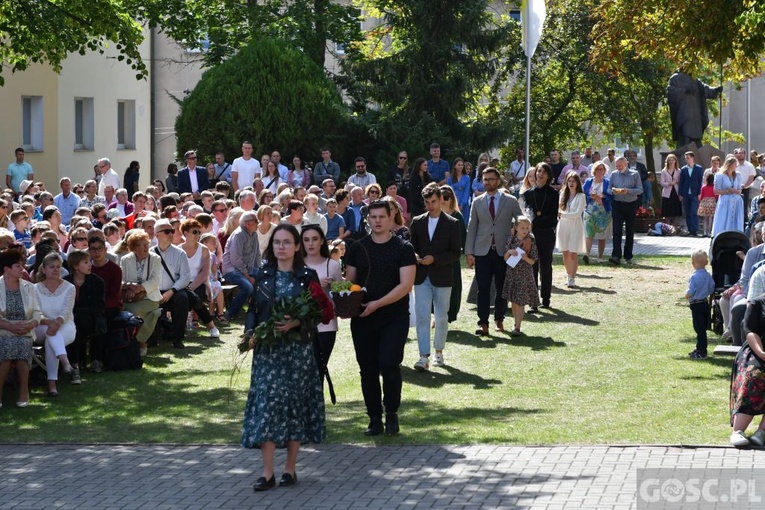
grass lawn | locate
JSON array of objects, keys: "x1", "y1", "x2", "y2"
[{"x1": 0, "y1": 255, "x2": 736, "y2": 445}]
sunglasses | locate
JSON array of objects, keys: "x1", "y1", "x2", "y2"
[
  {"x1": 157, "y1": 229, "x2": 173, "y2": 235},
  {"x1": 188, "y1": 229, "x2": 201, "y2": 235},
  {"x1": 368, "y1": 190, "x2": 380, "y2": 195}
]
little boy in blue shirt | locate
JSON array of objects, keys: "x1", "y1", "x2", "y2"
[
  {"x1": 686, "y1": 249, "x2": 716, "y2": 359},
  {"x1": 10, "y1": 209, "x2": 32, "y2": 249}
]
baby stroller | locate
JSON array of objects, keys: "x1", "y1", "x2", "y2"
[{"x1": 709, "y1": 230, "x2": 750, "y2": 334}]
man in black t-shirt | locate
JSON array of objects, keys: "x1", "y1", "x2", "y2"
[{"x1": 346, "y1": 200, "x2": 416, "y2": 437}]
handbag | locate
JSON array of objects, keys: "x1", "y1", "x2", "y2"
[
  {"x1": 154, "y1": 247, "x2": 202, "y2": 309},
  {"x1": 122, "y1": 256, "x2": 150, "y2": 302}
]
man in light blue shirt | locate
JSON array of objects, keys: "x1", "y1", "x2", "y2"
[
  {"x1": 53, "y1": 177, "x2": 80, "y2": 225},
  {"x1": 427, "y1": 143, "x2": 450, "y2": 185},
  {"x1": 213, "y1": 152, "x2": 232, "y2": 183},
  {"x1": 6, "y1": 147, "x2": 33, "y2": 194},
  {"x1": 609, "y1": 156, "x2": 642, "y2": 265}
]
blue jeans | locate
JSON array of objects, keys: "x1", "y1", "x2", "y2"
[
  {"x1": 414, "y1": 277, "x2": 451, "y2": 356},
  {"x1": 642, "y1": 180, "x2": 653, "y2": 208},
  {"x1": 684, "y1": 194, "x2": 699, "y2": 234},
  {"x1": 223, "y1": 270, "x2": 253, "y2": 320}
]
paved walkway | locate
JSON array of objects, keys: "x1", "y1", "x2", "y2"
[
  {"x1": 2, "y1": 443, "x2": 763, "y2": 509},
  {"x1": 554, "y1": 233, "x2": 710, "y2": 257},
  {"x1": 0, "y1": 236, "x2": 727, "y2": 510}
]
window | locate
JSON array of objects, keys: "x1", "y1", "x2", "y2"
[
  {"x1": 74, "y1": 97, "x2": 94, "y2": 150},
  {"x1": 21, "y1": 96, "x2": 44, "y2": 151},
  {"x1": 117, "y1": 100, "x2": 136, "y2": 150}
]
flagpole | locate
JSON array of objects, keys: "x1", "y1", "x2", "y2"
[{"x1": 525, "y1": 54, "x2": 531, "y2": 172}]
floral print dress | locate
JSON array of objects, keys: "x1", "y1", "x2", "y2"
[
  {"x1": 241, "y1": 270, "x2": 326, "y2": 448},
  {"x1": 501, "y1": 235, "x2": 540, "y2": 308}
]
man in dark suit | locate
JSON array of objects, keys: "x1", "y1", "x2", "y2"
[
  {"x1": 409, "y1": 183, "x2": 462, "y2": 372},
  {"x1": 465, "y1": 167, "x2": 523, "y2": 335},
  {"x1": 678, "y1": 151, "x2": 704, "y2": 236},
  {"x1": 177, "y1": 150, "x2": 210, "y2": 201}
]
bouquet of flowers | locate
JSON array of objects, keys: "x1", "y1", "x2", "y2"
[
  {"x1": 238, "y1": 280, "x2": 334, "y2": 352},
  {"x1": 635, "y1": 206, "x2": 656, "y2": 219}
]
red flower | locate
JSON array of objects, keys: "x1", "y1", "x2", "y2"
[{"x1": 309, "y1": 280, "x2": 335, "y2": 324}]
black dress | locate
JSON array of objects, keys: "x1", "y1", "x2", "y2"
[{"x1": 409, "y1": 171, "x2": 433, "y2": 218}]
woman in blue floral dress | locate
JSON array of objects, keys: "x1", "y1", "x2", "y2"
[{"x1": 241, "y1": 224, "x2": 326, "y2": 491}]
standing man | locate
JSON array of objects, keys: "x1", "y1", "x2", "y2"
[
  {"x1": 409, "y1": 184, "x2": 461, "y2": 372},
  {"x1": 347, "y1": 157, "x2": 377, "y2": 189},
  {"x1": 628, "y1": 151, "x2": 652, "y2": 208},
  {"x1": 346, "y1": 200, "x2": 416, "y2": 437},
  {"x1": 314, "y1": 147, "x2": 341, "y2": 186},
  {"x1": 558, "y1": 151, "x2": 589, "y2": 185},
  {"x1": 7, "y1": 148, "x2": 33, "y2": 195},
  {"x1": 581, "y1": 146, "x2": 594, "y2": 167},
  {"x1": 465, "y1": 167, "x2": 522, "y2": 336},
  {"x1": 508, "y1": 148, "x2": 527, "y2": 192},
  {"x1": 97, "y1": 158, "x2": 120, "y2": 196},
  {"x1": 153, "y1": 218, "x2": 192, "y2": 349},
  {"x1": 221, "y1": 211, "x2": 261, "y2": 323},
  {"x1": 548, "y1": 149, "x2": 566, "y2": 186},
  {"x1": 602, "y1": 148, "x2": 617, "y2": 174},
  {"x1": 232, "y1": 141, "x2": 261, "y2": 192},
  {"x1": 735, "y1": 147, "x2": 757, "y2": 223},
  {"x1": 213, "y1": 152, "x2": 232, "y2": 184},
  {"x1": 177, "y1": 150, "x2": 210, "y2": 200},
  {"x1": 271, "y1": 150, "x2": 289, "y2": 181},
  {"x1": 53, "y1": 177, "x2": 80, "y2": 225},
  {"x1": 609, "y1": 156, "x2": 643, "y2": 265},
  {"x1": 427, "y1": 143, "x2": 450, "y2": 185},
  {"x1": 678, "y1": 151, "x2": 704, "y2": 237}
]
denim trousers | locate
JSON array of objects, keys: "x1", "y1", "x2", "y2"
[
  {"x1": 414, "y1": 277, "x2": 451, "y2": 356},
  {"x1": 223, "y1": 270, "x2": 254, "y2": 319}
]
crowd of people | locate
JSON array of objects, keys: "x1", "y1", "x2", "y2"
[{"x1": 7, "y1": 140, "x2": 765, "y2": 483}]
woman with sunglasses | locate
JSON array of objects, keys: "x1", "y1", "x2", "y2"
[
  {"x1": 389, "y1": 152, "x2": 411, "y2": 200},
  {"x1": 179, "y1": 219, "x2": 220, "y2": 338}
]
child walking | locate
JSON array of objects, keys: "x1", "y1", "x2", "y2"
[
  {"x1": 698, "y1": 172, "x2": 717, "y2": 237},
  {"x1": 501, "y1": 216, "x2": 539, "y2": 336},
  {"x1": 686, "y1": 249, "x2": 715, "y2": 359}
]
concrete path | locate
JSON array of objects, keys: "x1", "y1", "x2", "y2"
[
  {"x1": 2, "y1": 443, "x2": 763, "y2": 509},
  {"x1": 554, "y1": 233, "x2": 711, "y2": 257}
]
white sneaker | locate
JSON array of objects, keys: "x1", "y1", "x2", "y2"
[
  {"x1": 209, "y1": 327, "x2": 220, "y2": 338},
  {"x1": 730, "y1": 430, "x2": 750, "y2": 447},
  {"x1": 751, "y1": 429, "x2": 765, "y2": 446},
  {"x1": 413, "y1": 356, "x2": 430, "y2": 372},
  {"x1": 432, "y1": 353, "x2": 445, "y2": 367},
  {"x1": 566, "y1": 276, "x2": 575, "y2": 288}
]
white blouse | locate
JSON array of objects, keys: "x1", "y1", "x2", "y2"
[{"x1": 34, "y1": 280, "x2": 75, "y2": 325}]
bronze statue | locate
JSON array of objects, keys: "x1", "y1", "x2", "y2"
[{"x1": 666, "y1": 69, "x2": 723, "y2": 148}]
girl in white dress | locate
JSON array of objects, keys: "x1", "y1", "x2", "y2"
[{"x1": 555, "y1": 171, "x2": 586, "y2": 288}]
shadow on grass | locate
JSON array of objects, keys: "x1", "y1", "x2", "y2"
[
  {"x1": 524, "y1": 307, "x2": 599, "y2": 326},
  {"x1": 402, "y1": 365, "x2": 502, "y2": 389},
  {"x1": 555, "y1": 285, "x2": 617, "y2": 295},
  {"x1": 507, "y1": 334, "x2": 566, "y2": 351},
  {"x1": 447, "y1": 330, "x2": 500, "y2": 349},
  {"x1": 327, "y1": 399, "x2": 546, "y2": 444}
]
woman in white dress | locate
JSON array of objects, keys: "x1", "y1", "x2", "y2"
[
  {"x1": 180, "y1": 219, "x2": 220, "y2": 338},
  {"x1": 34, "y1": 252, "x2": 77, "y2": 396},
  {"x1": 555, "y1": 171, "x2": 586, "y2": 288}
]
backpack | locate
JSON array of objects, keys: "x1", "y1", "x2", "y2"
[{"x1": 104, "y1": 311, "x2": 144, "y2": 371}]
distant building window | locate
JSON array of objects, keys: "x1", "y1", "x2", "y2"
[
  {"x1": 117, "y1": 100, "x2": 136, "y2": 150},
  {"x1": 74, "y1": 97, "x2": 94, "y2": 150},
  {"x1": 335, "y1": 42, "x2": 346, "y2": 55},
  {"x1": 21, "y1": 96, "x2": 44, "y2": 152},
  {"x1": 184, "y1": 35, "x2": 210, "y2": 54},
  {"x1": 509, "y1": 9, "x2": 521, "y2": 22}
]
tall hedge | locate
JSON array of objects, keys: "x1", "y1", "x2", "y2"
[{"x1": 175, "y1": 38, "x2": 348, "y2": 165}]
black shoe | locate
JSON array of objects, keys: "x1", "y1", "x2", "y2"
[
  {"x1": 541, "y1": 300, "x2": 551, "y2": 308},
  {"x1": 608, "y1": 256, "x2": 621, "y2": 265},
  {"x1": 583, "y1": 255, "x2": 590, "y2": 264},
  {"x1": 364, "y1": 418, "x2": 383, "y2": 436},
  {"x1": 172, "y1": 340, "x2": 185, "y2": 349},
  {"x1": 253, "y1": 475, "x2": 275, "y2": 492},
  {"x1": 385, "y1": 414, "x2": 400, "y2": 436},
  {"x1": 279, "y1": 472, "x2": 297, "y2": 487}
]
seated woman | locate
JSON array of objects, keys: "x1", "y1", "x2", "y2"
[
  {"x1": 179, "y1": 219, "x2": 220, "y2": 337},
  {"x1": 64, "y1": 249, "x2": 107, "y2": 373},
  {"x1": 119, "y1": 231, "x2": 162, "y2": 357},
  {"x1": 0, "y1": 245, "x2": 41, "y2": 407},
  {"x1": 730, "y1": 295, "x2": 765, "y2": 446},
  {"x1": 34, "y1": 252, "x2": 77, "y2": 394}
]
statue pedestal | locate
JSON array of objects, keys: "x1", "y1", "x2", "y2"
[{"x1": 660, "y1": 143, "x2": 726, "y2": 170}]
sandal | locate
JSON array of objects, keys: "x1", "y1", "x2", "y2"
[
  {"x1": 216, "y1": 314, "x2": 229, "y2": 325},
  {"x1": 511, "y1": 328, "x2": 522, "y2": 337}
]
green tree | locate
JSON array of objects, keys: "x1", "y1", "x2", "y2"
[
  {"x1": 0, "y1": 0, "x2": 147, "y2": 85},
  {"x1": 151, "y1": 0, "x2": 363, "y2": 69},
  {"x1": 174, "y1": 38, "x2": 349, "y2": 164},
  {"x1": 590, "y1": 0, "x2": 764, "y2": 81},
  {"x1": 339, "y1": 0, "x2": 518, "y2": 166}
]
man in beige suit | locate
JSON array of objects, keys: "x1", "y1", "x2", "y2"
[{"x1": 465, "y1": 167, "x2": 522, "y2": 336}]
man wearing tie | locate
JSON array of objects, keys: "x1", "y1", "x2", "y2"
[
  {"x1": 177, "y1": 150, "x2": 210, "y2": 201},
  {"x1": 465, "y1": 167, "x2": 523, "y2": 336},
  {"x1": 678, "y1": 151, "x2": 704, "y2": 237}
]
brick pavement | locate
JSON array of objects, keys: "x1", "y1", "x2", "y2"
[
  {"x1": 1, "y1": 443, "x2": 763, "y2": 509},
  {"x1": 0, "y1": 235, "x2": 724, "y2": 510}
]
